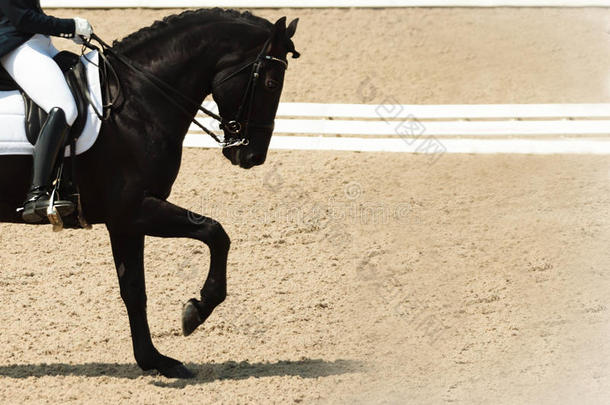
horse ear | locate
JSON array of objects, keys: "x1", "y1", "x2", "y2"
[
  {"x1": 271, "y1": 16, "x2": 300, "y2": 59},
  {"x1": 274, "y1": 17, "x2": 287, "y2": 33},
  {"x1": 286, "y1": 18, "x2": 299, "y2": 39}
]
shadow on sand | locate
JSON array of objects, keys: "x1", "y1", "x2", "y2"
[{"x1": 0, "y1": 358, "x2": 365, "y2": 388}]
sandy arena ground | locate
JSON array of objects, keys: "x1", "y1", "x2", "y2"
[{"x1": 0, "y1": 7, "x2": 609, "y2": 404}]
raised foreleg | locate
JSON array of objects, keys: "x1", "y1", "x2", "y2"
[{"x1": 132, "y1": 196, "x2": 230, "y2": 336}]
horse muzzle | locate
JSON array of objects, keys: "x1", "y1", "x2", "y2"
[{"x1": 222, "y1": 146, "x2": 267, "y2": 169}]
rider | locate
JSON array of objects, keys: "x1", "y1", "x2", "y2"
[{"x1": 0, "y1": 0, "x2": 93, "y2": 223}]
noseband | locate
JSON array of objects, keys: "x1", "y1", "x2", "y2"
[{"x1": 82, "y1": 33, "x2": 287, "y2": 149}]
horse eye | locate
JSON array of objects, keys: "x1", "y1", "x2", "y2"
[{"x1": 265, "y1": 79, "x2": 279, "y2": 90}]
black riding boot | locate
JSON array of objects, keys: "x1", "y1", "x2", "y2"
[{"x1": 20, "y1": 108, "x2": 75, "y2": 224}]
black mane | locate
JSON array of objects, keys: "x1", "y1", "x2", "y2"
[{"x1": 112, "y1": 8, "x2": 273, "y2": 52}]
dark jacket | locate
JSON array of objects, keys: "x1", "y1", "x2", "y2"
[{"x1": 0, "y1": 0, "x2": 75, "y2": 58}]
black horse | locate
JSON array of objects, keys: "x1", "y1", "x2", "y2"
[{"x1": 0, "y1": 9, "x2": 299, "y2": 378}]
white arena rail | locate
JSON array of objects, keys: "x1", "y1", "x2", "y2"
[
  {"x1": 183, "y1": 103, "x2": 610, "y2": 155},
  {"x1": 41, "y1": 1, "x2": 610, "y2": 7}
]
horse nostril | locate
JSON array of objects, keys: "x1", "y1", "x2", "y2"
[{"x1": 248, "y1": 153, "x2": 266, "y2": 165}]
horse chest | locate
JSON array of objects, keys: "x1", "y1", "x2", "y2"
[{"x1": 143, "y1": 147, "x2": 182, "y2": 195}]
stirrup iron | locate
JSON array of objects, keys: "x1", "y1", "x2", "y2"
[
  {"x1": 47, "y1": 188, "x2": 64, "y2": 232},
  {"x1": 47, "y1": 165, "x2": 64, "y2": 232}
]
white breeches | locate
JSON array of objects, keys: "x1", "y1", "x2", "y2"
[{"x1": 0, "y1": 34, "x2": 77, "y2": 126}]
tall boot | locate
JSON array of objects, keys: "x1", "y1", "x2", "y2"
[{"x1": 20, "y1": 107, "x2": 75, "y2": 224}]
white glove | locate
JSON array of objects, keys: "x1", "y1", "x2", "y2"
[{"x1": 73, "y1": 17, "x2": 93, "y2": 40}]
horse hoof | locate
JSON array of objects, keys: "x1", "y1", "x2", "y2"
[
  {"x1": 182, "y1": 299, "x2": 203, "y2": 337},
  {"x1": 160, "y1": 363, "x2": 196, "y2": 379}
]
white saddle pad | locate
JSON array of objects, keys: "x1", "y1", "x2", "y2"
[{"x1": 0, "y1": 50, "x2": 103, "y2": 157}]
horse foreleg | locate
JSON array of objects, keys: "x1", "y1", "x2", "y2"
[
  {"x1": 133, "y1": 196, "x2": 230, "y2": 337},
  {"x1": 108, "y1": 231, "x2": 195, "y2": 378}
]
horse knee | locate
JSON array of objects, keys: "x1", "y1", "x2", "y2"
[{"x1": 205, "y1": 221, "x2": 230, "y2": 252}]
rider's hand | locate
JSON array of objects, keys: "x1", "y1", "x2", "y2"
[{"x1": 73, "y1": 17, "x2": 93, "y2": 40}]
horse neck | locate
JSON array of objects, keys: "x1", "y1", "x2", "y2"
[
  {"x1": 121, "y1": 26, "x2": 216, "y2": 111},
  {"x1": 120, "y1": 22, "x2": 267, "y2": 123}
]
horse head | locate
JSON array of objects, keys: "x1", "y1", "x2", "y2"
[{"x1": 212, "y1": 17, "x2": 300, "y2": 169}]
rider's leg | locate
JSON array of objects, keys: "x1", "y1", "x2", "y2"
[
  {"x1": 22, "y1": 108, "x2": 73, "y2": 223},
  {"x1": 0, "y1": 34, "x2": 78, "y2": 223},
  {"x1": 1, "y1": 35, "x2": 78, "y2": 124}
]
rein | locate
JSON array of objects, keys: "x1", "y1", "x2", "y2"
[{"x1": 81, "y1": 33, "x2": 287, "y2": 148}]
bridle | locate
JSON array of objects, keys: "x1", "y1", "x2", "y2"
[
  {"x1": 212, "y1": 36, "x2": 288, "y2": 148},
  {"x1": 82, "y1": 32, "x2": 287, "y2": 149}
]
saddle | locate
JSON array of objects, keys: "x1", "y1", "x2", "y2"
[
  {"x1": 0, "y1": 51, "x2": 89, "y2": 146},
  {"x1": 0, "y1": 51, "x2": 92, "y2": 230}
]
